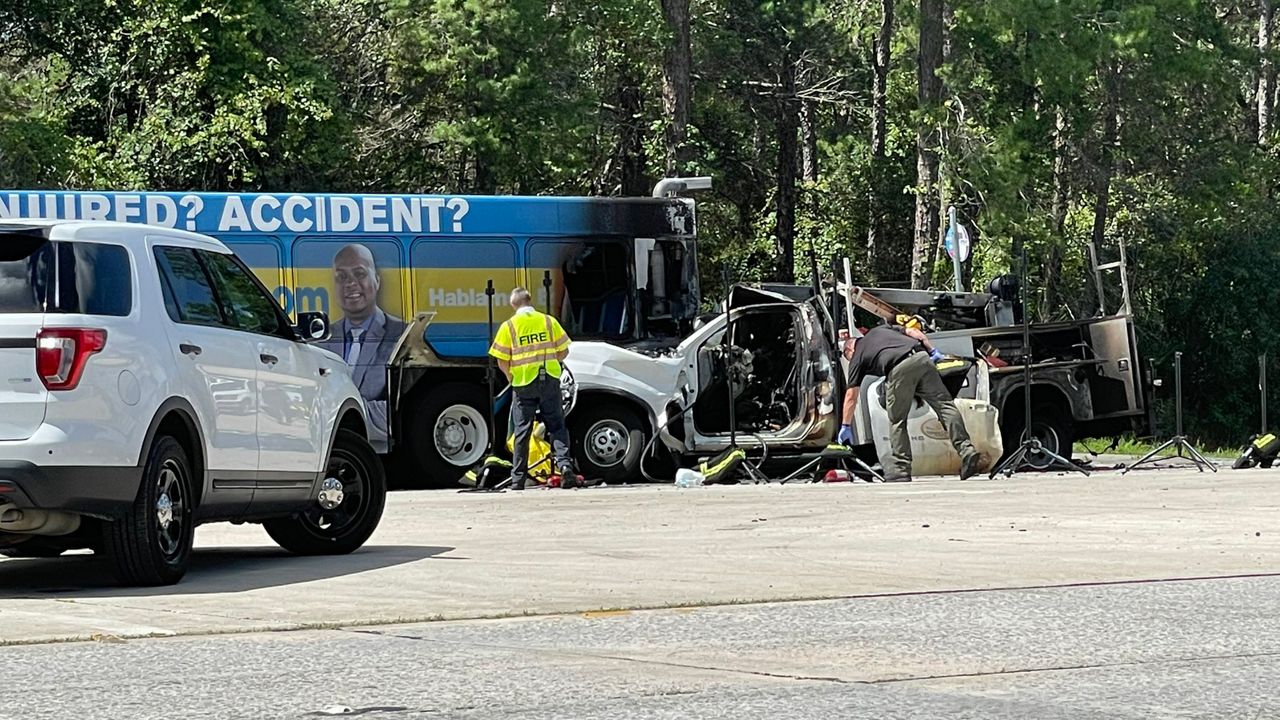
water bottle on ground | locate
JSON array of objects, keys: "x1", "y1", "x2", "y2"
[{"x1": 675, "y1": 468, "x2": 705, "y2": 488}]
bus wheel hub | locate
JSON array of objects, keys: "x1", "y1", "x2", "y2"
[{"x1": 434, "y1": 404, "x2": 487, "y2": 466}]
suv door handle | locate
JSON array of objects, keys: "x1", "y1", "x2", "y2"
[
  {"x1": 260, "y1": 353, "x2": 279, "y2": 365},
  {"x1": 179, "y1": 343, "x2": 202, "y2": 356}
]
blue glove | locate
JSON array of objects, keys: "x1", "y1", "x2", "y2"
[
  {"x1": 929, "y1": 348, "x2": 945, "y2": 362},
  {"x1": 837, "y1": 424, "x2": 854, "y2": 445}
]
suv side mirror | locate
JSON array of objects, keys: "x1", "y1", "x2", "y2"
[{"x1": 296, "y1": 312, "x2": 330, "y2": 342}]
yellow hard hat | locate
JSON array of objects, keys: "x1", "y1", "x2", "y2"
[{"x1": 895, "y1": 313, "x2": 924, "y2": 331}]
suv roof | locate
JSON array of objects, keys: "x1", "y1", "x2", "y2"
[{"x1": 0, "y1": 219, "x2": 230, "y2": 253}]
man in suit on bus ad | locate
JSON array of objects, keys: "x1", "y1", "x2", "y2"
[{"x1": 321, "y1": 242, "x2": 407, "y2": 451}]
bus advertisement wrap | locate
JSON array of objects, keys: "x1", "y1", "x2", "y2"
[
  {"x1": 0, "y1": 192, "x2": 476, "y2": 235},
  {"x1": 0, "y1": 187, "x2": 701, "y2": 480},
  {"x1": 0, "y1": 190, "x2": 692, "y2": 358}
]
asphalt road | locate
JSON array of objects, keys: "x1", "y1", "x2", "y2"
[
  {"x1": 2, "y1": 462, "x2": 1278, "y2": 718},
  {"x1": 4, "y1": 574, "x2": 1280, "y2": 719}
]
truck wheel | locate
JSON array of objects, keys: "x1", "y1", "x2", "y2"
[
  {"x1": 571, "y1": 403, "x2": 645, "y2": 484},
  {"x1": 265, "y1": 429, "x2": 386, "y2": 556},
  {"x1": 1003, "y1": 403, "x2": 1075, "y2": 471},
  {"x1": 1233, "y1": 451, "x2": 1256, "y2": 470},
  {"x1": 100, "y1": 435, "x2": 195, "y2": 586},
  {"x1": 405, "y1": 383, "x2": 492, "y2": 487}
]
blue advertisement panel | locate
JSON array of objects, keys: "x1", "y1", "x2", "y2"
[
  {"x1": 0, "y1": 190, "x2": 692, "y2": 239},
  {"x1": 0, "y1": 190, "x2": 696, "y2": 361}
]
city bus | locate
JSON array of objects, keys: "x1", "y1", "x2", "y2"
[{"x1": 0, "y1": 186, "x2": 703, "y2": 484}]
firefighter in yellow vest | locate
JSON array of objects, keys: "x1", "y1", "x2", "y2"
[{"x1": 488, "y1": 287, "x2": 580, "y2": 490}]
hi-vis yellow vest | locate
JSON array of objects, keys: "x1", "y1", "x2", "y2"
[{"x1": 489, "y1": 309, "x2": 571, "y2": 387}]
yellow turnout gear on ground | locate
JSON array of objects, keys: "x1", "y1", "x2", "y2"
[
  {"x1": 488, "y1": 309, "x2": 571, "y2": 387},
  {"x1": 507, "y1": 422, "x2": 555, "y2": 484}
]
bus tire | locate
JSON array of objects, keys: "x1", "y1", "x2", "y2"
[
  {"x1": 571, "y1": 403, "x2": 645, "y2": 484},
  {"x1": 405, "y1": 383, "x2": 492, "y2": 487}
]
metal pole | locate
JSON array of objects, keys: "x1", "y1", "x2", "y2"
[
  {"x1": 829, "y1": 256, "x2": 841, "y2": 343},
  {"x1": 1118, "y1": 236, "x2": 1132, "y2": 317},
  {"x1": 484, "y1": 279, "x2": 498, "y2": 451},
  {"x1": 1263, "y1": 352, "x2": 1269, "y2": 433},
  {"x1": 722, "y1": 263, "x2": 738, "y2": 450},
  {"x1": 842, "y1": 257, "x2": 855, "y2": 334},
  {"x1": 1021, "y1": 248, "x2": 1033, "y2": 444},
  {"x1": 1174, "y1": 352, "x2": 1183, "y2": 439},
  {"x1": 542, "y1": 270, "x2": 553, "y2": 316},
  {"x1": 949, "y1": 206, "x2": 963, "y2": 293}
]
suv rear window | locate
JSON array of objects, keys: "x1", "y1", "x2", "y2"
[{"x1": 0, "y1": 229, "x2": 132, "y2": 316}]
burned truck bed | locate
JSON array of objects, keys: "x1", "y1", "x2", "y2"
[{"x1": 845, "y1": 285, "x2": 1152, "y2": 465}]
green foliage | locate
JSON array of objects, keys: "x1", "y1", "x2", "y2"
[{"x1": 2, "y1": 0, "x2": 1280, "y2": 440}]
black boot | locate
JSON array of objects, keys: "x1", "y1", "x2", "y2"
[{"x1": 558, "y1": 466, "x2": 582, "y2": 489}]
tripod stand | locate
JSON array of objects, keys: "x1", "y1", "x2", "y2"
[
  {"x1": 989, "y1": 249, "x2": 1089, "y2": 479},
  {"x1": 1124, "y1": 351, "x2": 1216, "y2": 473},
  {"x1": 461, "y1": 279, "x2": 509, "y2": 493},
  {"x1": 720, "y1": 265, "x2": 769, "y2": 484},
  {"x1": 776, "y1": 444, "x2": 884, "y2": 483}
]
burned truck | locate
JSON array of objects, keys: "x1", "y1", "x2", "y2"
[
  {"x1": 843, "y1": 285, "x2": 1150, "y2": 469},
  {"x1": 563, "y1": 280, "x2": 1150, "y2": 480}
]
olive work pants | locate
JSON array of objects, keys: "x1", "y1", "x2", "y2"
[
  {"x1": 510, "y1": 373, "x2": 574, "y2": 487},
  {"x1": 884, "y1": 352, "x2": 977, "y2": 479}
]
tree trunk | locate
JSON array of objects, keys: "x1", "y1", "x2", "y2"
[
  {"x1": 1045, "y1": 107, "x2": 1069, "y2": 317},
  {"x1": 1090, "y1": 66, "x2": 1120, "y2": 316},
  {"x1": 618, "y1": 68, "x2": 647, "y2": 196},
  {"x1": 865, "y1": 0, "x2": 893, "y2": 281},
  {"x1": 775, "y1": 54, "x2": 799, "y2": 283},
  {"x1": 929, "y1": 1, "x2": 955, "y2": 288},
  {"x1": 800, "y1": 99, "x2": 818, "y2": 183},
  {"x1": 1261, "y1": 0, "x2": 1274, "y2": 145},
  {"x1": 910, "y1": 0, "x2": 943, "y2": 289},
  {"x1": 661, "y1": 0, "x2": 693, "y2": 175}
]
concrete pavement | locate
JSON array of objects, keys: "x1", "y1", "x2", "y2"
[{"x1": 1, "y1": 464, "x2": 1277, "y2": 645}]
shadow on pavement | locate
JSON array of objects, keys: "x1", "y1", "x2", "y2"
[{"x1": 0, "y1": 544, "x2": 452, "y2": 598}]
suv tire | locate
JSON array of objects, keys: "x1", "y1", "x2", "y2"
[
  {"x1": 264, "y1": 429, "x2": 386, "y2": 555},
  {"x1": 101, "y1": 435, "x2": 195, "y2": 586}
]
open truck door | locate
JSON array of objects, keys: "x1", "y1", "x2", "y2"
[{"x1": 674, "y1": 287, "x2": 837, "y2": 456}]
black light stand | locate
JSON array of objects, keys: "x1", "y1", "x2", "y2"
[
  {"x1": 461, "y1": 278, "x2": 509, "y2": 492},
  {"x1": 776, "y1": 444, "x2": 884, "y2": 484},
  {"x1": 1262, "y1": 352, "x2": 1268, "y2": 435},
  {"x1": 720, "y1": 264, "x2": 769, "y2": 484},
  {"x1": 484, "y1": 279, "x2": 499, "y2": 451},
  {"x1": 989, "y1": 249, "x2": 1090, "y2": 479},
  {"x1": 1124, "y1": 352, "x2": 1217, "y2": 473}
]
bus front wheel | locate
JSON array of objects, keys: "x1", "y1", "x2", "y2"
[{"x1": 405, "y1": 383, "x2": 492, "y2": 488}]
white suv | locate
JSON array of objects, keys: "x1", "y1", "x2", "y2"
[{"x1": 0, "y1": 220, "x2": 386, "y2": 585}]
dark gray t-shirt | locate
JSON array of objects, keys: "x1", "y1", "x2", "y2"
[{"x1": 847, "y1": 325, "x2": 922, "y2": 387}]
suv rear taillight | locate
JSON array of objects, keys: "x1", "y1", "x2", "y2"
[{"x1": 36, "y1": 328, "x2": 107, "y2": 391}]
